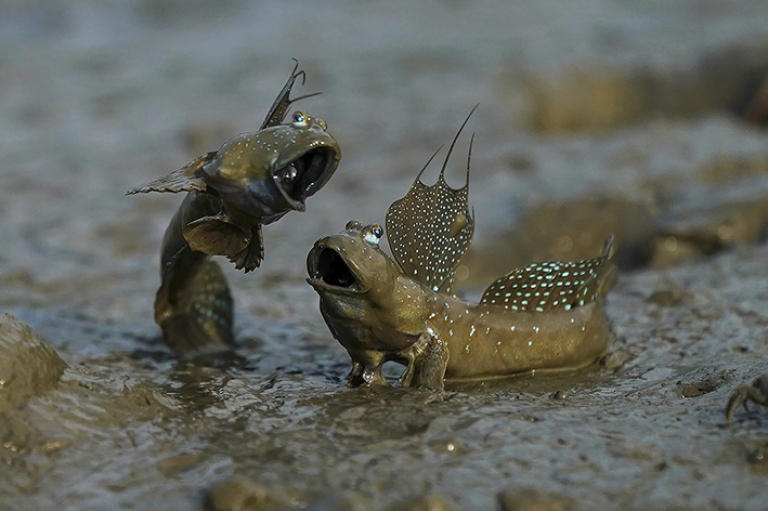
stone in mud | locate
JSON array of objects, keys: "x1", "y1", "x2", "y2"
[
  {"x1": 469, "y1": 167, "x2": 768, "y2": 281},
  {"x1": 696, "y1": 155, "x2": 768, "y2": 184},
  {"x1": 506, "y1": 45, "x2": 768, "y2": 133},
  {"x1": 676, "y1": 369, "x2": 731, "y2": 398},
  {"x1": 304, "y1": 492, "x2": 367, "y2": 511},
  {"x1": 385, "y1": 494, "x2": 459, "y2": 511},
  {"x1": 0, "y1": 313, "x2": 67, "y2": 414},
  {"x1": 649, "y1": 182, "x2": 768, "y2": 268},
  {"x1": 205, "y1": 477, "x2": 293, "y2": 511},
  {"x1": 497, "y1": 488, "x2": 576, "y2": 511}
]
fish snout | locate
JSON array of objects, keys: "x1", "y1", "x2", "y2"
[{"x1": 306, "y1": 237, "x2": 364, "y2": 294}]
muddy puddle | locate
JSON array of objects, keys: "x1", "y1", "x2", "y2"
[{"x1": 3, "y1": 1, "x2": 768, "y2": 510}]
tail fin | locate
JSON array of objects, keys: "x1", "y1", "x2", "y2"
[
  {"x1": 155, "y1": 259, "x2": 234, "y2": 357},
  {"x1": 594, "y1": 235, "x2": 617, "y2": 298}
]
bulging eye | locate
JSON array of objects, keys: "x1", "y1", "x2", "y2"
[
  {"x1": 291, "y1": 110, "x2": 310, "y2": 128},
  {"x1": 345, "y1": 220, "x2": 363, "y2": 231},
  {"x1": 364, "y1": 224, "x2": 383, "y2": 246}
]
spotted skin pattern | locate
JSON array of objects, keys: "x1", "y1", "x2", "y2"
[
  {"x1": 481, "y1": 237, "x2": 613, "y2": 313},
  {"x1": 386, "y1": 109, "x2": 476, "y2": 296},
  {"x1": 307, "y1": 111, "x2": 616, "y2": 390},
  {"x1": 386, "y1": 173, "x2": 473, "y2": 295}
]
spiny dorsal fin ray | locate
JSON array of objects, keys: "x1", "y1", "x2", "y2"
[
  {"x1": 481, "y1": 235, "x2": 616, "y2": 312},
  {"x1": 126, "y1": 152, "x2": 215, "y2": 195},
  {"x1": 261, "y1": 59, "x2": 321, "y2": 130},
  {"x1": 385, "y1": 108, "x2": 477, "y2": 295}
]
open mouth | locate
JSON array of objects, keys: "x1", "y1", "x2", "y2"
[
  {"x1": 275, "y1": 147, "x2": 337, "y2": 205},
  {"x1": 308, "y1": 246, "x2": 362, "y2": 292}
]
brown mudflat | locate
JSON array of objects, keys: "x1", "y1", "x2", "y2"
[{"x1": 2, "y1": 1, "x2": 768, "y2": 510}]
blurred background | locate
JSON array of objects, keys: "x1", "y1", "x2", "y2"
[
  {"x1": 3, "y1": 1, "x2": 768, "y2": 509},
  {"x1": 2, "y1": 0, "x2": 768, "y2": 301}
]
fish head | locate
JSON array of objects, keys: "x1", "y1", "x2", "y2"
[
  {"x1": 308, "y1": 221, "x2": 435, "y2": 354},
  {"x1": 307, "y1": 221, "x2": 400, "y2": 303},
  {"x1": 204, "y1": 110, "x2": 341, "y2": 223}
]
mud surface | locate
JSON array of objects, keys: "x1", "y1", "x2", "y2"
[{"x1": 3, "y1": 1, "x2": 768, "y2": 510}]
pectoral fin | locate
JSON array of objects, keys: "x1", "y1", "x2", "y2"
[
  {"x1": 229, "y1": 225, "x2": 264, "y2": 273},
  {"x1": 406, "y1": 330, "x2": 449, "y2": 392},
  {"x1": 126, "y1": 151, "x2": 216, "y2": 195},
  {"x1": 183, "y1": 218, "x2": 264, "y2": 273},
  {"x1": 182, "y1": 215, "x2": 249, "y2": 257}
]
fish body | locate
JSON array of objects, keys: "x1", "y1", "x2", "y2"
[
  {"x1": 307, "y1": 113, "x2": 614, "y2": 389},
  {"x1": 129, "y1": 63, "x2": 341, "y2": 357}
]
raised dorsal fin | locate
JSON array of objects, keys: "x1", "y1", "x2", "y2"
[
  {"x1": 126, "y1": 152, "x2": 215, "y2": 195},
  {"x1": 480, "y1": 235, "x2": 616, "y2": 312},
  {"x1": 260, "y1": 59, "x2": 321, "y2": 130},
  {"x1": 385, "y1": 107, "x2": 477, "y2": 295}
]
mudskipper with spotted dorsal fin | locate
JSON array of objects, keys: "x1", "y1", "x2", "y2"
[
  {"x1": 307, "y1": 108, "x2": 615, "y2": 390},
  {"x1": 128, "y1": 62, "x2": 341, "y2": 358}
]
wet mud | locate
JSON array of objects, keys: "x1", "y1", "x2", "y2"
[{"x1": 3, "y1": 1, "x2": 768, "y2": 510}]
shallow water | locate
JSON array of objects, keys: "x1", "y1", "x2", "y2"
[{"x1": 3, "y1": 1, "x2": 768, "y2": 510}]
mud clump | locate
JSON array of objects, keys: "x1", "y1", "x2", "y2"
[
  {"x1": 506, "y1": 46, "x2": 768, "y2": 133},
  {"x1": 649, "y1": 181, "x2": 768, "y2": 268},
  {"x1": 206, "y1": 477, "x2": 295, "y2": 511},
  {"x1": 467, "y1": 156, "x2": 768, "y2": 280},
  {"x1": 0, "y1": 313, "x2": 67, "y2": 414},
  {"x1": 676, "y1": 369, "x2": 732, "y2": 398},
  {"x1": 497, "y1": 488, "x2": 576, "y2": 511}
]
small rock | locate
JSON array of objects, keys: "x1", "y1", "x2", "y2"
[
  {"x1": 645, "y1": 288, "x2": 689, "y2": 307},
  {"x1": 650, "y1": 181, "x2": 768, "y2": 268},
  {"x1": 601, "y1": 350, "x2": 630, "y2": 370},
  {"x1": 385, "y1": 494, "x2": 459, "y2": 511},
  {"x1": 304, "y1": 492, "x2": 367, "y2": 511},
  {"x1": 156, "y1": 453, "x2": 202, "y2": 476},
  {"x1": 205, "y1": 477, "x2": 292, "y2": 511},
  {"x1": 497, "y1": 488, "x2": 576, "y2": 511},
  {"x1": 0, "y1": 313, "x2": 67, "y2": 414},
  {"x1": 550, "y1": 390, "x2": 568, "y2": 400},
  {"x1": 675, "y1": 368, "x2": 730, "y2": 398}
]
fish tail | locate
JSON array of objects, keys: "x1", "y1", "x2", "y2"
[
  {"x1": 153, "y1": 192, "x2": 235, "y2": 357},
  {"x1": 594, "y1": 235, "x2": 618, "y2": 298},
  {"x1": 155, "y1": 258, "x2": 235, "y2": 356}
]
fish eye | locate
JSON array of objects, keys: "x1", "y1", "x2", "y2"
[
  {"x1": 291, "y1": 110, "x2": 311, "y2": 128},
  {"x1": 363, "y1": 224, "x2": 383, "y2": 246}
]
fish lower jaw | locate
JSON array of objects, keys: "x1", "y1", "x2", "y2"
[{"x1": 306, "y1": 277, "x2": 365, "y2": 295}]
